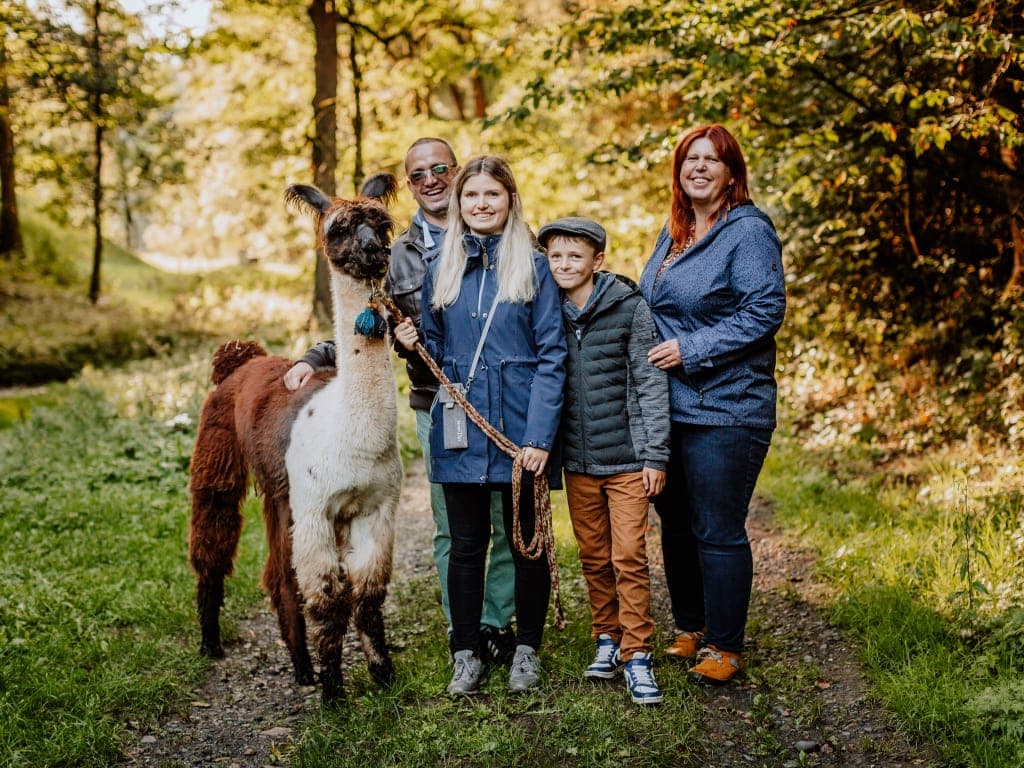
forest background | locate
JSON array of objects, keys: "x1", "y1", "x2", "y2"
[{"x1": 1, "y1": 1, "x2": 1023, "y2": 766}]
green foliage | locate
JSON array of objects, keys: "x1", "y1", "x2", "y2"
[
  {"x1": 759, "y1": 433, "x2": 1024, "y2": 766},
  {"x1": 517, "y1": 0, "x2": 1024, "y2": 449}
]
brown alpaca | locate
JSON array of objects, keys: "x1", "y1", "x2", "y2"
[{"x1": 188, "y1": 175, "x2": 402, "y2": 704}]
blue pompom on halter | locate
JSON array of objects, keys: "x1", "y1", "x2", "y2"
[{"x1": 354, "y1": 305, "x2": 388, "y2": 338}]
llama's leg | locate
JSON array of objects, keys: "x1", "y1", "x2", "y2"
[
  {"x1": 347, "y1": 504, "x2": 397, "y2": 687},
  {"x1": 292, "y1": 513, "x2": 353, "y2": 705},
  {"x1": 262, "y1": 495, "x2": 315, "y2": 685}
]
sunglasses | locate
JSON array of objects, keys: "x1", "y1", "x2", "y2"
[{"x1": 408, "y1": 163, "x2": 453, "y2": 184}]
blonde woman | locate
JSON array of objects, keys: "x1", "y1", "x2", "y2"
[{"x1": 395, "y1": 155, "x2": 567, "y2": 696}]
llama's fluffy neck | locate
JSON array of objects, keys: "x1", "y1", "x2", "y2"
[{"x1": 328, "y1": 270, "x2": 395, "y2": 399}]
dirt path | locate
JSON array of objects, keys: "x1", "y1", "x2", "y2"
[
  {"x1": 649, "y1": 504, "x2": 937, "y2": 767},
  {"x1": 121, "y1": 465, "x2": 936, "y2": 768}
]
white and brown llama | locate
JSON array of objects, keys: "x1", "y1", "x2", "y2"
[{"x1": 188, "y1": 174, "x2": 402, "y2": 704}]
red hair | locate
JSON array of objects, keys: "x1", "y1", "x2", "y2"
[{"x1": 668, "y1": 124, "x2": 751, "y2": 251}]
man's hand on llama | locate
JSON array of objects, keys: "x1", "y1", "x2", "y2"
[{"x1": 284, "y1": 361, "x2": 314, "y2": 390}]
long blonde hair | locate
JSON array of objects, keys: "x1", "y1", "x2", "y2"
[{"x1": 430, "y1": 156, "x2": 536, "y2": 309}]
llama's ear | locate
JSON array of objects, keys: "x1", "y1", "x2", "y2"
[
  {"x1": 285, "y1": 184, "x2": 333, "y2": 217},
  {"x1": 359, "y1": 173, "x2": 398, "y2": 206}
]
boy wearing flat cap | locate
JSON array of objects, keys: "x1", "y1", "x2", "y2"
[{"x1": 539, "y1": 217, "x2": 670, "y2": 705}]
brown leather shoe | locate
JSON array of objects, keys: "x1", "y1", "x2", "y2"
[
  {"x1": 687, "y1": 644, "x2": 743, "y2": 685},
  {"x1": 665, "y1": 628, "x2": 705, "y2": 660}
]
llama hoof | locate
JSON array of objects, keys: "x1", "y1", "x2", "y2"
[
  {"x1": 320, "y1": 666, "x2": 345, "y2": 705},
  {"x1": 369, "y1": 658, "x2": 396, "y2": 687},
  {"x1": 199, "y1": 640, "x2": 224, "y2": 658},
  {"x1": 294, "y1": 666, "x2": 315, "y2": 686}
]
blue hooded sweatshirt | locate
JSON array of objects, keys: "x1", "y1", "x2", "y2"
[{"x1": 638, "y1": 203, "x2": 786, "y2": 429}]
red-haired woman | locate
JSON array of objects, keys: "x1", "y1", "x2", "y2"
[{"x1": 639, "y1": 124, "x2": 786, "y2": 685}]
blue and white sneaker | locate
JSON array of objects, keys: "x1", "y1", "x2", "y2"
[
  {"x1": 584, "y1": 633, "x2": 623, "y2": 679},
  {"x1": 623, "y1": 652, "x2": 663, "y2": 705}
]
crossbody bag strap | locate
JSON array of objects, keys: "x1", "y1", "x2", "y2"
[{"x1": 466, "y1": 291, "x2": 500, "y2": 389}]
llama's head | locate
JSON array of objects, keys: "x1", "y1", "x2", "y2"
[{"x1": 285, "y1": 174, "x2": 398, "y2": 281}]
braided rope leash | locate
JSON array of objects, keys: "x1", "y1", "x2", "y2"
[{"x1": 374, "y1": 290, "x2": 565, "y2": 630}]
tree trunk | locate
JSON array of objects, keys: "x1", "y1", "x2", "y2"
[
  {"x1": 0, "y1": 32, "x2": 22, "y2": 257},
  {"x1": 88, "y1": 0, "x2": 103, "y2": 305},
  {"x1": 449, "y1": 83, "x2": 466, "y2": 121},
  {"x1": 346, "y1": 0, "x2": 363, "y2": 194},
  {"x1": 471, "y1": 74, "x2": 487, "y2": 119},
  {"x1": 1001, "y1": 146, "x2": 1023, "y2": 302},
  {"x1": 308, "y1": 0, "x2": 338, "y2": 325}
]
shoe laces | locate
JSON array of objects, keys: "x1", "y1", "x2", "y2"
[
  {"x1": 696, "y1": 646, "x2": 740, "y2": 669},
  {"x1": 593, "y1": 638, "x2": 619, "y2": 665},
  {"x1": 696, "y1": 646, "x2": 721, "y2": 663},
  {"x1": 513, "y1": 648, "x2": 538, "y2": 675},
  {"x1": 452, "y1": 653, "x2": 478, "y2": 682},
  {"x1": 626, "y1": 658, "x2": 657, "y2": 690}
]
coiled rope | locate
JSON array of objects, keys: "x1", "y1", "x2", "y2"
[{"x1": 374, "y1": 290, "x2": 565, "y2": 630}]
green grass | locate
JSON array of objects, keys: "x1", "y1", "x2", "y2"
[
  {"x1": 758, "y1": 434, "x2": 1024, "y2": 768},
  {"x1": 0, "y1": 384, "x2": 269, "y2": 767},
  {"x1": 290, "y1": 497, "x2": 709, "y2": 768}
]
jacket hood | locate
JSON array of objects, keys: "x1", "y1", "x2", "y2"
[{"x1": 573, "y1": 271, "x2": 639, "y2": 322}]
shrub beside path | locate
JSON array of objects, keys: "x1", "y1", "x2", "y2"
[{"x1": 120, "y1": 463, "x2": 938, "y2": 768}]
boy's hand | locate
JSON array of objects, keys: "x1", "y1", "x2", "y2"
[
  {"x1": 284, "y1": 361, "x2": 314, "y2": 391},
  {"x1": 394, "y1": 317, "x2": 419, "y2": 351},
  {"x1": 643, "y1": 467, "x2": 666, "y2": 497},
  {"x1": 521, "y1": 447, "x2": 549, "y2": 475},
  {"x1": 648, "y1": 338, "x2": 682, "y2": 370}
]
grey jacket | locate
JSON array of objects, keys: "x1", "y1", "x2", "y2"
[{"x1": 559, "y1": 272, "x2": 670, "y2": 475}]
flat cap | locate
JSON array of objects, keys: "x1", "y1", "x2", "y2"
[{"x1": 537, "y1": 216, "x2": 607, "y2": 252}]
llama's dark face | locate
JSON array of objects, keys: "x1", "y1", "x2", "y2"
[
  {"x1": 321, "y1": 208, "x2": 393, "y2": 281},
  {"x1": 285, "y1": 178, "x2": 397, "y2": 283}
]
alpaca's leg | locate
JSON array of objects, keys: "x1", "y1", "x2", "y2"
[
  {"x1": 189, "y1": 486, "x2": 244, "y2": 658},
  {"x1": 348, "y1": 504, "x2": 397, "y2": 687},
  {"x1": 292, "y1": 513, "x2": 353, "y2": 705},
  {"x1": 262, "y1": 496, "x2": 315, "y2": 685},
  {"x1": 189, "y1": 400, "x2": 248, "y2": 658}
]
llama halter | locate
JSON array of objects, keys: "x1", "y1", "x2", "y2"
[{"x1": 353, "y1": 283, "x2": 389, "y2": 338}]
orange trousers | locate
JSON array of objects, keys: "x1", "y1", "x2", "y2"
[{"x1": 564, "y1": 470, "x2": 655, "y2": 659}]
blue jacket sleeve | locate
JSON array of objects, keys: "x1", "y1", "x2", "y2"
[
  {"x1": 522, "y1": 256, "x2": 567, "y2": 451},
  {"x1": 679, "y1": 218, "x2": 786, "y2": 376}
]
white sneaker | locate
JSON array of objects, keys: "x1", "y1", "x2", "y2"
[
  {"x1": 623, "y1": 652, "x2": 663, "y2": 705},
  {"x1": 584, "y1": 633, "x2": 623, "y2": 679},
  {"x1": 508, "y1": 644, "x2": 541, "y2": 692},
  {"x1": 447, "y1": 650, "x2": 485, "y2": 695}
]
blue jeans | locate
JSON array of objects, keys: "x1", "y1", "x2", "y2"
[
  {"x1": 653, "y1": 422, "x2": 772, "y2": 653},
  {"x1": 415, "y1": 409, "x2": 514, "y2": 630}
]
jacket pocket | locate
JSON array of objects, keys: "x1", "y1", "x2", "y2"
[{"x1": 499, "y1": 359, "x2": 533, "y2": 442}]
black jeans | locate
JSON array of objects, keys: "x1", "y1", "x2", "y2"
[
  {"x1": 653, "y1": 422, "x2": 772, "y2": 653},
  {"x1": 444, "y1": 479, "x2": 551, "y2": 654}
]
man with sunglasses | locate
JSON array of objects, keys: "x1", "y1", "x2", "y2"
[{"x1": 284, "y1": 138, "x2": 518, "y2": 666}]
